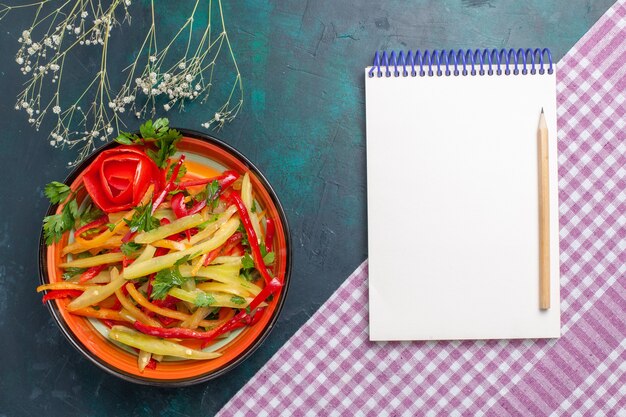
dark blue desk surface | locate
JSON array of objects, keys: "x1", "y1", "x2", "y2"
[{"x1": 0, "y1": 1, "x2": 613, "y2": 415}]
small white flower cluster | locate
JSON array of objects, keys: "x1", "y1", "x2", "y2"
[
  {"x1": 202, "y1": 112, "x2": 225, "y2": 129},
  {"x1": 200, "y1": 103, "x2": 242, "y2": 130},
  {"x1": 50, "y1": 132, "x2": 65, "y2": 146},
  {"x1": 108, "y1": 94, "x2": 136, "y2": 113},
  {"x1": 126, "y1": 61, "x2": 207, "y2": 115},
  {"x1": 80, "y1": 13, "x2": 116, "y2": 46},
  {"x1": 17, "y1": 99, "x2": 38, "y2": 124},
  {"x1": 8, "y1": 0, "x2": 242, "y2": 165}
]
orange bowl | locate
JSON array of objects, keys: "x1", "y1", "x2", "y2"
[{"x1": 38, "y1": 129, "x2": 291, "y2": 386}]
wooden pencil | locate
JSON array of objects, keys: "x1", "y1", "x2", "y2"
[{"x1": 538, "y1": 108, "x2": 550, "y2": 310}]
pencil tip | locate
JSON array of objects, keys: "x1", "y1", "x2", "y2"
[{"x1": 541, "y1": 107, "x2": 544, "y2": 114}]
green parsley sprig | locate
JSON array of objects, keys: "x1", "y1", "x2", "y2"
[
  {"x1": 166, "y1": 161, "x2": 187, "y2": 182},
  {"x1": 151, "y1": 267, "x2": 187, "y2": 300},
  {"x1": 240, "y1": 248, "x2": 275, "y2": 282},
  {"x1": 120, "y1": 242, "x2": 143, "y2": 256},
  {"x1": 78, "y1": 204, "x2": 104, "y2": 227},
  {"x1": 124, "y1": 202, "x2": 160, "y2": 233},
  {"x1": 42, "y1": 181, "x2": 81, "y2": 245},
  {"x1": 62, "y1": 267, "x2": 87, "y2": 280},
  {"x1": 115, "y1": 118, "x2": 182, "y2": 168},
  {"x1": 230, "y1": 295, "x2": 246, "y2": 305},
  {"x1": 44, "y1": 181, "x2": 71, "y2": 204},
  {"x1": 195, "y1": 179, "x2": 221, "y2": 210},
  {"x1": 194, "y1": 292, "x2": 216, "y2": 307},
  {"x1": 150, "y1": 254, "x2": 201, "y2": 300}
]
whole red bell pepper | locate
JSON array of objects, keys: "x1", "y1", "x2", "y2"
[{"x1": 83, "y1": 146, "x2": 163, "y2": 213}]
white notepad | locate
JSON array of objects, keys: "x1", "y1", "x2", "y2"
[{"x1": 366, "y1": 49, "x2": 560, "y2": 341}]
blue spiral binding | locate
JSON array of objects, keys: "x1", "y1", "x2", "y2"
[{"x1": 368, "y1": 48, "x2": 553, "y2": 78}]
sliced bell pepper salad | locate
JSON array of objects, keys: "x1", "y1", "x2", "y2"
[{"x1": 39, "y1": 118, "x2": 284, "y2": 372}]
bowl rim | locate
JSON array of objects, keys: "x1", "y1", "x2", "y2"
[{"x1": 38, "y1": 128, "x2": 292, "y2": 387}]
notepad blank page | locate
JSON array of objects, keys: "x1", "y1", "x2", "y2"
[{"x1": 365, "y1": 69, "x2": 560, "y2": 341}]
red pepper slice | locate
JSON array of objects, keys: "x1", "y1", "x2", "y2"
[
  {"x1": 265, "y1": 218, "x2": 275, "y2": 253},
  {"x1": 110, "y1": 282, "x2": 130, "y2": 311},
  {"x1": 228, "y1": 191, "x2": 273, "y2": 285},
  {"x1": 171, "y1": 193, "x2": 207, "y2": 219},
  {"x1": 158, "y1": 217, "x2": 183, "y2": 242},
  {"x1": 203, "y1": 232, "x2": 243, "y2": 266},
  {"x1": 79, "y1": 265, "x2": 107, "y2": 283},
  {"x1": 74, "y1": 215, "x2": 109, "y2": 237},
  {"x1": 134, "y1": 307, "x2": 266, "y2": 344},
  {"x1": 154, "y1": 247, "x2": 170, "y2": 258},
  {"x1": 156, "y1": 316, "x2": 179, "y2": 327},
  {"x1": 228, "y1": 244, "x2": 245, "y2": 256},
  {"x1": 152, "y1": 155, "x2": 185, "y2": 214},
  {"x1": 122, "y1": 257, "x2": 134, "y2": 269},
  {"x1": 41, "y1": 289, "x2": 84, "y2": 303},
  {"x1": 83, "y1": 146, "x2": 162, "y2": 213},
  {"x1": 178, "y1": 170, "x2": 240, "y2": 190},
  {"x1": 200, "y1": 278, "x2": 282, "y2": 348},
  {"x1": 151, "y1": 295, "x2": 179, "y2": 309},
  {"x1": 121, "y1": 230, "x2": 137, "y2": 243},
  {"x1": 100, "y1": 319, "x2": 120, "y2": 329},
  {"x1": 145, "y1": 358, "x2": 158, "y2": 370}
]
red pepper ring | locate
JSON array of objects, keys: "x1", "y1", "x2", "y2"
[
  {"x1": 41, "y1": 289, "x2": 84, "y2": 304},
  {"x1": 83, "y1": 146, "x2": 162, "y2": 213}
]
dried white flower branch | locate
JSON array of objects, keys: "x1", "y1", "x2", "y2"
[{"x1": 1, "y1": 0, "x2": 243, "y2": 165}]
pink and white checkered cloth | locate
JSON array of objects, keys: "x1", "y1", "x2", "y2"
[{"x1": 218, "y1": 2, "x2": 626, "y2": 415}]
